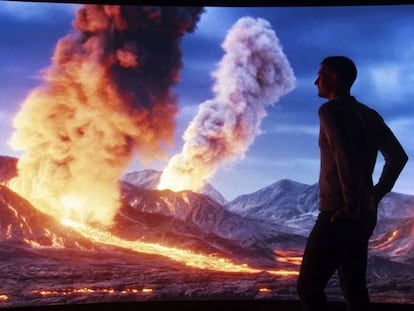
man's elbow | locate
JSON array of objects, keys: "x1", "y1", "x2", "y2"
[
  {"x1": 402, "y1": 151, "x2": 409, "y2": 166},
  {"x1": 398, "y1": 151, "x2": 409, "y2": 172}
]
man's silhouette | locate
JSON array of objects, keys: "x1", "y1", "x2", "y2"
[{"x1": 297, "y1": 56, "x2": 408, "y2": 311}]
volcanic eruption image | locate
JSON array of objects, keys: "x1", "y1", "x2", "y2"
[{"x1": 1, "y1": 2, "x2": 414, "y2": 310}]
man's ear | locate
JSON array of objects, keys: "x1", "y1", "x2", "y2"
[{"x1": 331, "y1": 73, "x2": 338, "y2": 86}]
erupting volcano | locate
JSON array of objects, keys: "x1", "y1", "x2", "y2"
[
  {"x1": 3, "y1": 4, "x2": 302, "y2": 303},
  {"x1": 6, "y1": 4, "x2": 299, "y2": 275},
  {"x1": 8, "y1": 5, "x2": 204, "y2": 226}
]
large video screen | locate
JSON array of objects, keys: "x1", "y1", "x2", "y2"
[{"x1": 0, "y1": 1, "x2": 413, "y2": 308}]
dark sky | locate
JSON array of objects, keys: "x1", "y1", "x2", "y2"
[{"x1": 1, "y1": 2, "x2": 412, "y2": 199}]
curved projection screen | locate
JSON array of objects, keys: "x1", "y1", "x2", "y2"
[{"x1": 0, "y1": 2, "x2": 413, "y2": 309}]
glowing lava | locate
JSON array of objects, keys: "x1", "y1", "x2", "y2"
[
  {"x1": 61, "y1": 218, "x2": 298, "y2": 276},
  {"x1": 32, "y1": 287, "x2": 152, "y2": 297},
  {"x1": 157, "y1": 157, "x2": 207, "y2": 193},
  {"x1": 274, "y1": 250, "x2": 303, "y2": 266},
  {"x1": 0, "y1": 294, "x2": 8, "y2": 302},
  {"x1": 258, "y1": 287, "x2": 272, "y2": 293},
  {"x1": 370, "y1": 230, "x2": 399, "y2": 250}
]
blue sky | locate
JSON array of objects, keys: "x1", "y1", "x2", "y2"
[{"x1": 0, "y1": 2, "x2": 413, "y2": 200}]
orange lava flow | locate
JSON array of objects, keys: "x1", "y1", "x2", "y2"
[
  {"x1": 32, "y1": 287, "x2": 153, "y2": 297},
  {"x1": 370, "y1": 230, "x2": 399, "y2": 250},
  {"x1": 62, "y1": 219, "x2": 298, "y2": 276},
  {"x1": 274, "y1": 250, "x2": 303, "y2": 266},
  {"x1": 258, "y1": 287, "x2": 272, "y2": 293},
  {"x1": 0, "y1": 294, "x2": 8, "y2": 302}
]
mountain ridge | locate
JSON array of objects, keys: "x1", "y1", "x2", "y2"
[
  {"x1": 0, "y1": 157, "x2": 413, "y2": 266},
  {"x1": 121, "y1": 170, "x2": 227, "y2": 205}
]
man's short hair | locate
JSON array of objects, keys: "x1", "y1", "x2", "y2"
[{"x1": 321, "y1": 56, "x2": 357, "y2": 89}]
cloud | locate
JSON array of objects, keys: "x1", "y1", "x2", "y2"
[
  {"x1": 367, "y1": 63, "x2": 414, "y2": 104},
  {"x1": 0, "y1": 2, "x2": 78, "y2": 21},
  {"x1": 267, "y1": 123, "x2": 319, "y2": 137},
  {"x1": 195, "y1": 7, "x2": 269, "y2": 41},
  {"x1": 387, "y1": 117, "x2": 414, "y2": 152},
  {"x1": 0, "y1": 110, "x2": 7, "y2": 122},
  {"x1": 195, "y1": 7, "x2": 235, "y2": 40}
]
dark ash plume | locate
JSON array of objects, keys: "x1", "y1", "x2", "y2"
[{"x1": 9, "y1": 5, "x2": 204, "y2": 225}]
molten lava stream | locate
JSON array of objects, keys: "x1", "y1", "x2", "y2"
[
  {"x1": 32, "y1": 287, "x2": 153, "y2": 297},
  {"x1": 62, "y1": 219, "x2": 298, "y2": 277},
  {"x1": 370, "y1": 230, "x2": 399, "y2": 250},
  {"x1": 0, "y1": 294, "x2": 8, "y2": 302},
  {"x1": 274, "y1": 250, "x2": 303, "y2": 266}
]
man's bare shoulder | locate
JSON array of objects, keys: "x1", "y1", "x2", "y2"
[{"x1": 318, "y1": 100, "x2": 340, "y2": 118}]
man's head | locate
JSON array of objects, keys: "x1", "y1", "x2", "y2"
[{"x1": 315, "y1": 56, "x2": 357, "y2": 99}]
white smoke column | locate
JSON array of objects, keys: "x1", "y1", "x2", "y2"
[{"x1": 158, "y1": 17, "x2": 295, "y2": 192}]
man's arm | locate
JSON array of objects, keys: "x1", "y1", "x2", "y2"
[{"x1": 372, "y1": 114, "x2": 408, "y2": 204}]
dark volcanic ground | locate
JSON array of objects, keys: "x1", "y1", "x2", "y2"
[
  {"x1": 0, "y1": 159, "x2": 413, "y2": 309},
  {"x1": 0, "y1": 242, "x2": 413, "y2": 309},
  {"x1": 0, "y1": 245, "x2": 299, "y2": 308}
]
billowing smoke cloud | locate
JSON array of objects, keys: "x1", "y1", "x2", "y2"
[
  {"x1": 8, "y1": 5, "x2": 204, "y2": 225},
  {"x1": 158, "y1": 17, "x2": 295, "y2": 193}
]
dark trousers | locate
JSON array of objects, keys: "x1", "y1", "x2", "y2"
[{"x1": 297, "y1": 211, "x2": 371, "y2": 311}]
